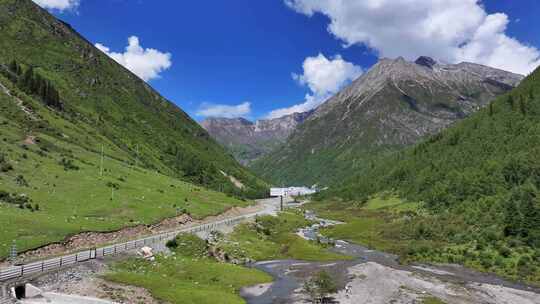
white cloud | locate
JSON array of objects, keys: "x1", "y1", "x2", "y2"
[
  {"x1": 33, "y1": 0, "x2": 79, "y2": 11},
  {"x1": 95, "y1": 36, "x2": 172, "y2": 82},
  {"x1": 285, "y1": 0, "x2": 540, "y2": 75},
  {"x1": 267, "y1": 53, "x2": 362, "y2": 119},
  {"x1": 196, "y1": 102, "x2": 251, "y2": 119}
]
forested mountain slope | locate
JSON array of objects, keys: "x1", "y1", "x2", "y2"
[
  {"x1": 316, "y1": 66, "x2": 540, "y2": 283},
  {"x1": 0, "y1": 0, "x2": 267, "y2": 198},
  {"x1": 252, "y1": 57, "x2": 522, "y2": 186}
]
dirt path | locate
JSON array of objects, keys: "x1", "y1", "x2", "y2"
[{"x1": 0, "y1": 81, "x2": 38, "y2": 120}]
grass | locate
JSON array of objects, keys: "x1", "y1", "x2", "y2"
[
  {"x1": 218, "y1": 210, "x2": 350, "y2": 262},
  {"x1": 421, "y1": 296, "x2": 447, "y2": 304},
  {"x1": 0, "y1": 109, "x2": 250, "y2": 258},
  {"x1": 0, "y1": 0, "x2": 268, "y2": 199},
  {"x1": 307, "y1": 195, "x2": 425, "y2": 255},
  {"x1": 0, "y1": 7, "x2": 265, "y2": 260},
  {"x1": 307, "y1": 194, "x2": 540, "y2": 286},
  {"x1": 105, "y1": 237, "x2": 272, "y2": 304}
]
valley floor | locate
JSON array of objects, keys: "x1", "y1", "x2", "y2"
[{"x1": 9, "y1": 197, "x2": 540, "y2": 304}]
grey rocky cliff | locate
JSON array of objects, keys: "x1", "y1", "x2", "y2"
[{"x1": 201, "y1": 111, "x2": 313, "y2": 165}]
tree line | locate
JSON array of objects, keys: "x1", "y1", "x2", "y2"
[{"x1": 4, "y1": 60, "x2": 63, "y2": 110}]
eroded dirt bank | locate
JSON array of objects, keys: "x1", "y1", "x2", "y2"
[{"x1": 2, "y1": 202, "x2": 264, "y2": 266}]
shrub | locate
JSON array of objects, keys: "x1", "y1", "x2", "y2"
[
  {"x1": 165, "y1": 238, "x2": 178, "y2": 249},
  {"x1": 498, "y1": 246, "x2": 512, "y2": 258},
  {"x1": 167, "y1": 233, "x2": 208, "y2": 257},
  {"x1": 106, "y1": 181, "x2": 120, "y2": 190},
  {"x1": 0, "y1": 153, "x2": 13, "y2": 172},
  {"x1": 303, "y1": 271, "x2": 337, "y2": 303},
  {"x1": 59, "y1": 158, "x2": 79, "y2": 171},
  {"x1": 15, "y1": 175, "x2": 29, "y2": 187}
]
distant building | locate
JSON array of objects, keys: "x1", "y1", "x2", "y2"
[{"x1": 269, "y1": 186, "x2": 316, "y2": 197}]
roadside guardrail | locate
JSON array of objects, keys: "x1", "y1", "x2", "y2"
[{"x1": 0, "y1": 213, "x2": 251, "y2": 282}]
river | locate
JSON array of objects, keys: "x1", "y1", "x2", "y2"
[{"x1": 240, "y1": 210, "x2": 540, "y2": 304}]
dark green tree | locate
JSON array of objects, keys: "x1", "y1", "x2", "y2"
[
  {"x1": 508, "y1": 95, "x2": 515, "y2": 110},
  {"x1": 519, "y1": 96, "x2": 527, "y2": 115},
  {"x1": 8, "y1": 60, "x2": 18, "y2": 74},
  {"x1": 19, "y1": 66, "x2": 34, "y2": 91}
]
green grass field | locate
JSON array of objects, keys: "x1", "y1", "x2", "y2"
[
  {"x1": 105, "y1": 235, "x2": 272, "y2": 304},
  {"x1": 308, "y1": 194, "x2": 540, "y2": 285},
  {"x1": 309, "y1": 196, "x2": 425, "y2": 255},
  {"x1": 218, "y1": 210, "x2": 350, "y2": 262},
  {"x1": 0, "y1": 109, "x2": 250, "y2": 258}
]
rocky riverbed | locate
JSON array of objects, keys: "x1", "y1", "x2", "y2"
[{"x1": 240, "y1": 211, "x2": 540, "y2": 304}]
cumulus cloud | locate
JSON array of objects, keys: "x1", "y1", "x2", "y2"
[
  {"x1": 267, "y1": 53, "x2": 362, "y2": 119},
  {"x1": 33, "y1": 0, "x2": 79, "y2": 11},
  {"x1": 95, "y1": 36, "x2": 172, "y2": 82},
  {"x1": 285, "y1": 0, "x2": 540, "y2": 75},
  {"x1": 196, "y1": 102, "x2": 252, "y2": 119}
]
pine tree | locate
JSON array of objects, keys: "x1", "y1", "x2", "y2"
[
  {"x1": 519, "y1": 96, "x2": 527, "y2": 115},
  {"x1": 8, "y1": 60, "x2": 17, "y2": 73},
  {"x1": 507, "y1": 95, "x2": 515, "y2": 110},
  {"x1": 19, "y1": 66, "x2": 34, "y2": 92}
]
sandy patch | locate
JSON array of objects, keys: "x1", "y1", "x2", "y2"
[
  {"x1": 327, "y1": 262, "x2": 540, "y2": 304},
  {"x1": 241, "y1": 283, "x2": 273, "y2": 297}
]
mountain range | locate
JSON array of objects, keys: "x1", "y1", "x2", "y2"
[
  {"x1": 201, "y1": 111, "x2": 312, "y2": 165},
  {"x1": 250, "y1": 56, "x2": 523, "y2": 185}
]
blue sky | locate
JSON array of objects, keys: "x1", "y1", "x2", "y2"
[{"x1": 36, "y1": 0, "x2": 540, "y2": 121}]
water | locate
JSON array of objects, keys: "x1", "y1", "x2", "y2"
[{"x1": 241, "y1": 210, "x2": 540, "y2": 303}]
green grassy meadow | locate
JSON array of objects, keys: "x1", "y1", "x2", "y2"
[
  {"x1": 106, "y1": 234, "x2": 272, "y2": 304},
  {"x1": 0, "y1": 101, "x2": 249, "y2": 258},
  {"x1": 309, "y1": 194, "x2": 540, "y2": 285},
  {"x1": 218, "y1": 210, "x2": 350, "y2": 262}
]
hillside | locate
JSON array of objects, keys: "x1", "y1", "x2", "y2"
[
  {"x1": 252, "y1": 57, "x2": 523, "y2": 186},
  {"x1": 0, "y1": 0, "x2": 266, "y2": 198},
  {"x1": 315, "y1": 65, "x2": 540, "y2": 283},
  {"x1": 0, "y1": 0, "x2": 267, "y2": 258},
  {"x1": 201, "y1": 111, "x2": 312, "y2": 165}
]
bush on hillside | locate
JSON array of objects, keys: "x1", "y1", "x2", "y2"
[{"x1": 166, "y1": 233, "x2": 208, "y2": 257}]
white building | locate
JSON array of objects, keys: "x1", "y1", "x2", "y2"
[{"x1": 269, "y1": 186, "x2": 316, "y2": 197}]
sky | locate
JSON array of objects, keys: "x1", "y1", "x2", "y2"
[{"x1": 34, "y1": 0, "x2": 540, "y2": 121}]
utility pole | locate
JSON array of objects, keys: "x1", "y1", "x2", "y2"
[
  {"x1": 9, "y1": 240, "x2": 17, "y2": 263},
  {"x1": 135, "y1": 144, "x2": 140, "y2": 168},
  {"x1": 99, "y1": 144, "x2": 104, "y2": 177}
]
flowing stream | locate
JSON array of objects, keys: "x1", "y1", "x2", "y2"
[{"x1": 240, "y1": 210, "x2": 540, "y2": 304}]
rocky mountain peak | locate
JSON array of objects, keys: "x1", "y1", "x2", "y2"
[
  {"x1": 252, "y1": 56, "x2": 524, "y2": 185},
  {"x1": 201, "y1": 111, "x2": 313, "y2": 164}
]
